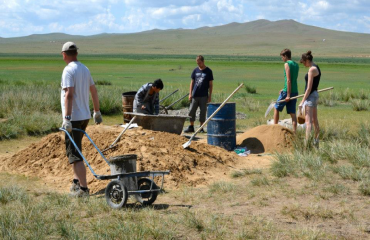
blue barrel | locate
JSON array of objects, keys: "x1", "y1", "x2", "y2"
[{"x1": 207, "y1": 103, "x2": 236, "y2": 151}]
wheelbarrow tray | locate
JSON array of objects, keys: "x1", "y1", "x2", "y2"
[{"x1": 124, "y1": 112, "x2": 188, "y2": 135}]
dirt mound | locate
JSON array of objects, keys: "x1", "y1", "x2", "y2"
[
  {"x1": 236, "y1": 125, "x2": 293, "y2": 153},
  {"x1": 1, "y1": 125, "x2": 242, "y2": 193}
]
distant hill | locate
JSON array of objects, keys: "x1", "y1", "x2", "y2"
[{"x1": 0, "y1": 19, "x2": 369, "y2": 57}]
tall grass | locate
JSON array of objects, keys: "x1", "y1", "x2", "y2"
[
  {"x1": 351, "y1": 99, "x2": 369, "y2": 111},
  {"x1": 272, "y1": 122, "x2": 370, "y2": 195},
  {"x1": 319, "y1": 88, "x2": 370, "y2": 106},
  {"x1": 0, "y1": 81, "x2": 134, "y2": 139}
]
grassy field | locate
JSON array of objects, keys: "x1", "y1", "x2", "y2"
[
  {"x1": 0, "y1": 54, "x2": 369, "y2": 139},
  {"x1": 0, "y1": 127, "x2": 369, "y2": 239},
  {"x1": 1, "y1": 54, "x2": 370, "y2": 239}
]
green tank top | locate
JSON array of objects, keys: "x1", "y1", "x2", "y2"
[{"x1": 283, "y1": 60, "x2": 299, "y2": 93}]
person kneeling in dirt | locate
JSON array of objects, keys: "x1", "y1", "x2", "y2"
[
  {"x1": 133, "y1": 79, "x2": 164, "y2": 115},
  {"x1": 274, "y1": 49, "x2": 299, "y2": 133},
  {"x1": 184, "y1": 55, "x2": 214, "y2": 133},
  {"x1": 60, "y1": 42, "x2": 102, "y2": 197}
]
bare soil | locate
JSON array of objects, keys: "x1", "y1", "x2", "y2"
[{"x1": 0, "y1": 125, "x2": 280, "y2": 193}]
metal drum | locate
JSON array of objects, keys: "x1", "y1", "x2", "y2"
[
  {"x1": 108, "y1": 154, "x2": 137, "y2": 191},
  {"x1": 207, "y1": 103, "x2": 236, "y2": 151},
  {"x1": 122, "y1": 91, "x2": 137, "y2": 123}
]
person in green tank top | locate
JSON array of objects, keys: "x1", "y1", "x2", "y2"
[{"x1": 274, "y1": 49, "x2": 299, "y2": 133}]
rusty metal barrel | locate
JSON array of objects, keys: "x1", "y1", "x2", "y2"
[{"x1": 122, "y1": 91, "x2": 137, "y2": 123}]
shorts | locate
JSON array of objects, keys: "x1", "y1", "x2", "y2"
[
  {"x1": 188, "y1": 96, "x2": 208, "y2": 122},
  {"x1": 65, "y1": 119, "x2": 89, "y2": 164},
  {"x1": 304, "y1": 91, "x2": 319, "y2": 107},
  {"x1": 275, "y1": 91, "x2": 298, "y2": 114}
]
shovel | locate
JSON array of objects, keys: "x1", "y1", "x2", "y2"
[
  {"x1": 182, "y1": 83, "x2": 244, "y2": 149},
  {"x1": 102, "y1": 116, "x2": 137, "y2": 153},
  {"x1": 264, "y1": 87, "x2": 334, "y2": 117}
]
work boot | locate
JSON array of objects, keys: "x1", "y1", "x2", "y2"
[
  {"x1": 184, "y1": 125, "x2": 194, "y2": 133},
  {"x1": 70, "y1": 187, "x2": 90, "y2": 198},
  {"x1": 70, "y1": 179, "x2": 80, "y2": 193},
  {"x1": 199, "y1": 128, "x2": 206, "y2": 133}
]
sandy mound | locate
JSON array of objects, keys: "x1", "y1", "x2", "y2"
[
  {"x1": 1, "y1": 125, "x2": 243, "y2": 193},
  {"x1": 236, "y1": 125, "x2": 293, "y2": 153}
]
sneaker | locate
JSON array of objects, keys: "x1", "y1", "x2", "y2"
[
  {"x1": 199, "y1": 128, "x2": 206, "y2": 133},
  {"x1": 70, "y1": 180, "x2": 80, "y2": 193},
  {"x1": 183, "y1": 125, "x2": 195, "y2": 133},
  {"x1": 70, "y1": 187, "x2": 90, "y2": 197}
]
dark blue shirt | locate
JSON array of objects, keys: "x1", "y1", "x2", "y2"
[{"x1": 191, "y1": 67, "x2": 214, "y2": 97}]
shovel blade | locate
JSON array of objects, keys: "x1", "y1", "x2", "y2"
[
  {"x1": 182, "y1": 140, "x2": 191, "y2": 149},
  {"x1": 264, "y1": 102, "x2": 275, "y2": 118}
]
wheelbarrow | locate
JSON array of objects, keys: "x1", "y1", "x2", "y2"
[{"x1": 60, "y1": 128, "x2": 170, "y2": 209}]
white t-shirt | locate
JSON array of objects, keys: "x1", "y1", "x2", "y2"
[{"x1": 61, "y1": 61, "x2": 95, "y2": 121}]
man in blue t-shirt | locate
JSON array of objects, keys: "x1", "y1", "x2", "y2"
[{"x1": 184, "y1": 55, "x2": 214, "y2": 133}]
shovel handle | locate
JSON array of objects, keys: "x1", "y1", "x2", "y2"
[
  {"x1": 276, "y1": 87, "x2": 334, "y2": 103},
  {"x1": 193, "y1": 83, "x2": 244, "y2": 136},
  {"x1": 111, "y1": 116, "x2": 137, "y2": 146}
]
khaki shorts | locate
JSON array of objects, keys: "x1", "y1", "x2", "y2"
[
  {"x1": 65, "y1": 119, "x2": 89, "y2": 164},
  {"x1": 304, "y1": 91, "x2": 319, "y2": 108}
]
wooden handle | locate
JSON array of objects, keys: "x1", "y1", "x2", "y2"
[
  {"x1": 111, "y1": 116, "x2": 137, "y2": 146},
  {"x1": 193, "y1": 83, "x2": 244, "y2": 135},
  {"x1": 276, "y1": 87, "x2": 334, "y2": 103}
]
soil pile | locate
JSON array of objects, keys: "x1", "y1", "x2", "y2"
[
  {"x1": 1, "y1": 125, "x2": 240, "y2": 193},
  {"x1": 236, "y1": 125, "x2": 293, "y2": 153}
]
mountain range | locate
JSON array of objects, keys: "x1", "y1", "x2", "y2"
[{"x1": 0, "y1": 19, "x2": 369, "y2": 57}]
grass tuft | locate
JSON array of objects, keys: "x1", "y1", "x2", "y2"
[
  {"x1": 244, "y1": 84, "x2": 257, "y2": 94},
  {"x1": 95, "y1": 80, "x2": 112, "y2": 85},
  {"x1": 230, "y1": 168, "x2": 262, "y2": 178},
  {"x1": 359, "y1": 180, "x2": 370, "y2": 196},
  {"x1": 351, "y1": 99, "x2": 369, "y2": 111}
]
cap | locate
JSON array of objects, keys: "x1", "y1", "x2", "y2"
[{"x1": 61, "y1": 42, "x2": 78, "y2": 52}]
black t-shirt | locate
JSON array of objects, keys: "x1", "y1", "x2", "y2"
[
  {"x1": 305, "y1": 64, "x2": 321, "y2": 94},
  {"x1": 191, "y1": 67, "x2": 214, "y2": 97}
]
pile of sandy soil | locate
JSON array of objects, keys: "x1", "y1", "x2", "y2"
[
  {"x1": 1, "y1": 125, "x2": 242, "y2": 193},
  {"x1": 236, "y1": 125, "x2": 293, "y2": 154}
]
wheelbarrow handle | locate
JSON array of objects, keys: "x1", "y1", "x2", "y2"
[
  {"x1": 165, "y1": 93, "x2": 189, "y2": 110},
  {"x1": 159, "y1": 89, "x2": 179, "y2": 103},
  {"x1": 59, "y1": 128, "x2": 111, "y2": 177}
]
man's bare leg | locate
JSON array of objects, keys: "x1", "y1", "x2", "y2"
[
  {"x1": 73, "y1": 161, "x2": 87, "y2": 188},
  {"x1": 274, "y1": 108, "x2": 279, "y2": 124}
]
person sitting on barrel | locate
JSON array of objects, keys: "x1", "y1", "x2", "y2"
[{"x1": 133, "y1": 79, "x2": 164, "y2": 115}]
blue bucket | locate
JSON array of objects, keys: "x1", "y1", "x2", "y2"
[{"x1": 207, "y1": 103, "x2": 236, "y2": 151}]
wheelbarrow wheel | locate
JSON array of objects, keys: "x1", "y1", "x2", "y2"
[
  {"x1": 105, "y1": 180, "x2": 128, "y2": 209},
  {"x1": 137, "y1": 178, "x2": 158, "y2": 205}
]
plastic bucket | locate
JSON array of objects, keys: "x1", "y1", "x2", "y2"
[
  {"x1": 122, "y1": 91, "x2": 137, "y2": 123},
  {"x1": 108, "y1": 154, "x2": 137, "y2": 191},
  {"x1": 207, "y1": 103, "x2": 236, "y2": 151}
]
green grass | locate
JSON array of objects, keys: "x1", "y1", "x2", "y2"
[{"x1": 1, "y1": 54, "x2": 369, "y2": 139}]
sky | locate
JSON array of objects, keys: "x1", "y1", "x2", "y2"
[{"x1": 0, "y1": 0, "x2": 369, "y2": 38}]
